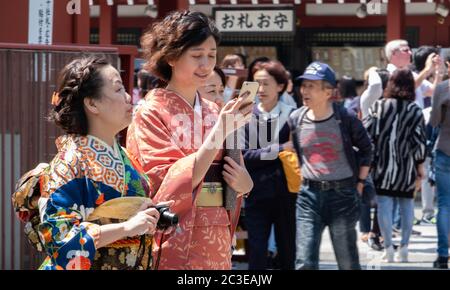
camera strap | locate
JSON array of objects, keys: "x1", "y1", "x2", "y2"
[
  {"x1": 153, "y1": 233, "x2": 166, "y2": 270},
  {"x1": 145, "y1": 237, "x2": 153, "y2": 270},
  {"x1": 133, "y1": 235, "x2": 147, "y2": 270},
  {"x1": 132, "y1": 235, "x2": 154, "y2": 270}
]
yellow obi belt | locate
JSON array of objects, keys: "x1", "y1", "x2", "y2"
[{"x1": 196, "y1": 182, "x2": 223, "y2": 207}]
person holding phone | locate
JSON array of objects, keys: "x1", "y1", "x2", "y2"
[
  {"x1": 242, "y1": 60, "x2": 297, "y2": 269},
  {"x1": 126, "y1": 11, "x2": 254, "y2": 269},
  {"x1": 240, "y1": 90, "x2": 251, "y2": 100},
  {"x1": 235, "y1": 81, "x2": 259, "y2": 106}
]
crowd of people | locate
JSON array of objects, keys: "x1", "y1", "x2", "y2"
[{"x1": 12, "y1": 10, "x2": 450, "y2": 270}]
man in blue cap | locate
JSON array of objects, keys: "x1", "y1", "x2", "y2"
[{"x1": 288, "y1": 62, "x2": 373, "y2": 270}]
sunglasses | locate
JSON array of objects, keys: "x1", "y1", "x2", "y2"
[{"x1": 396, "y1": 47, "x2": 411, "y2": 53}]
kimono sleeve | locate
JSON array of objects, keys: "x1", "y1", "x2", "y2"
[
  {"x1": 127, "y1": 106, "x2": 196, "y2": 216},
  {"x1": 38, "y1": 155, "x2": 100, "y2": 270}
]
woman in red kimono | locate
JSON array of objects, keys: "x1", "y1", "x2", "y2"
[{"x1": 126, "y1": 11, "x2": 254, "y2": 269}]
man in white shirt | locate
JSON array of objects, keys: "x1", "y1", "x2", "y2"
[
  {"x1": 384, "y1": 40, "x2": 442, "y2": 109},
  {"x1": 361, "y1": 40, "x2": 440, "y2": 119}
]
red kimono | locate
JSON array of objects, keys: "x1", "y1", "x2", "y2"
[{"x1": 126, "y1": 88, "x2": 242, "y2": 269}]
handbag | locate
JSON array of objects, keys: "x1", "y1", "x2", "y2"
[{"x1": 278, "y1": 150, "x2": 302, "y2": 193}]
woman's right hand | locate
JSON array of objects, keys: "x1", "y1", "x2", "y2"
[
  {"x1": 123, "y1": 204, "x2": 160, "y2": 237},
  {"x1": 415, "y1": 163, "x2": 425, "y2": 192},
  {"x1": 217, "y1": 96, "x2": 253, "y2": 139},
  {"x1": 417, "y1": 163, "x2": 425, "y2": 180}
]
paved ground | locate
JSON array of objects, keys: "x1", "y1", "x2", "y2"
[
  {"x1": 232, "y1": 206, "x2": 446, "y2": 270},
  {"x1": 319, "y1": 215, "x2": 438, "y2": 270}
]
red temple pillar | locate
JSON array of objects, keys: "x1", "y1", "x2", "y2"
[
  {"x1": 387, "y1": 0, "x2": 406, "y2": 41},
  {"x1": 74, "y1": 0, "x2": 90, "y2": 44},
  {"x1": 99, "y1": 0, "x2": 117, "y2": 45},
  {"x1": 158, "y1": 0, "x2": 189, "y2": 19}
]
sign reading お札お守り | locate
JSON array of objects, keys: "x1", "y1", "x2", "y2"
[{"x1": 214, "y1": 9, "x2": 294, "y2": 33}]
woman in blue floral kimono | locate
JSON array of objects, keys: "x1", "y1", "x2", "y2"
[{"x1": 14, "y1": 57, "x2": 170, "y2": 270}]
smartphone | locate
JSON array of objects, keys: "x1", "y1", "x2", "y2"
[{"x1": 236, "y1": 81, "x2": 259, "y2": 108}]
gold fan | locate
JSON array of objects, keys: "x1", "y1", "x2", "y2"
[{"x1": 87, "y1": 196, "x2": 152, "y2": 221}]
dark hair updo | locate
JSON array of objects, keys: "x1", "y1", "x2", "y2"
[
  {"x1": 49, "y1": 56, "x2": 110, "y2": 135},
  {"x1": 141, "y1": 10, "x2": 221, "y2": 82}
]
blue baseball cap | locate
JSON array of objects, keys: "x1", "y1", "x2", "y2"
[{"x1": 296, "y1": 62, "x2": 337, "y2": 87}]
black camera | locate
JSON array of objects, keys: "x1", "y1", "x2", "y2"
[{"x1": 154, "y1": 205, "x2": 178, "y2": 230}]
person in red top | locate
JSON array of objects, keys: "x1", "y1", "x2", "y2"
[{"x1": 126, "y1": 10, "x2": 254, "y2": 269}]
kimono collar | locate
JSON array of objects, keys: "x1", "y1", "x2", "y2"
[
  {"x1": 55, "y1": 134, "x2": 121, "y2": 159},
  {"x1": 86, "y1": 135, "x2": 121, "y2": 158},
  {"x1": 159, "y1": 88, "x2": 203, "y2": 116}
]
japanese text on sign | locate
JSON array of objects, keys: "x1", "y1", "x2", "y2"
[
  {"x1": 28, "y1": 0, "x2": 54, "y2": 45},
  {"x1": 215, "y1": 10, "x2": 294, "y2": 33}
]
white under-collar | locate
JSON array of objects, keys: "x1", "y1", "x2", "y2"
[
  {"x1": 86, "y1": 134, "x2": 121, "y2": 159},
  {"x1": 387, "y1": 63, "x2": 398, "y2": 74},
  {"x1": 258, "y1": 102, "x2": 281, "y2": 120},
  {"x1": 194, "y1": 93, "x2": 202, "y2": 118}
]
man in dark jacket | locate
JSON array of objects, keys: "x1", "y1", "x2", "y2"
[{"x1": 290, "y1": 62, "x2": 373, "y2": 270}]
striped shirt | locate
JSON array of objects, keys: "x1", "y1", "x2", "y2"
[{"x1": 363, "y1": 98, "x2": 427, "y2": 198}]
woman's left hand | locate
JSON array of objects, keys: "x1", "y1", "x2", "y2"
[{"x1": 222, "y1": 155, "x2": 253, "y2": 196}]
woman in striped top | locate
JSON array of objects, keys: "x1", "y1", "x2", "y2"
[{"x1": 364, "y1": 68, "x2": 427, "y2": 263}]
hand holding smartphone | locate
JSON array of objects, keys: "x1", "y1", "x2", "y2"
[{"x1": 236, "y1": 81, "x2": 259, "y2": 109}]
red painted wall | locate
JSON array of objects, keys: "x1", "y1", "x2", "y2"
[
  {"x1": 1, "y1": 1, "x2": 449, "y2": 47},
  {"x1": 53, "y1": 0, "x2": 74, "y2": 44},
  {"x1": 0, "y1": 0, "x2": 90, "y2": 45},
  {"x1": 90, "y1": 13, "x2": 450, "y2": 48},
  {"x1": 0, "y1": 0, "x2": 28, "y2": 43}
]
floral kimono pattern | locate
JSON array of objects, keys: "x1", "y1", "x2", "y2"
[
  {"x1": 37, "y1": 135, "x2": 152, "y2": 270},
  {"x1": 127, "y1": 88, "x2": 242, "y2": 269}
]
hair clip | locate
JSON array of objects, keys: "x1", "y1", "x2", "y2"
[{"x1": 51, "y1": 91, "x2": 61, "y2": 106}]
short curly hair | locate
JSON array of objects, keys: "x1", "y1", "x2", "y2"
[
  {"x1": 384, "y1": 68, "x2": 416, "y2": 101},
  {"x1": 49, "y1": 56, "x2": 110, "y2": 135},
  {"x1": 141, "y1": 10, "x2": 220, "y2": 82},
  {"x1": 253, "y1": 60, "x2": 289, "y2": 96}
]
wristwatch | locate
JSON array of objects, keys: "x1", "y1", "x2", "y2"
[{"x1": 357, "y1": 177, "x2": 366, "y2": 184}]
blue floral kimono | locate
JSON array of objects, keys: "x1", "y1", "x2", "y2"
[{"x1": 36, "y1": 135, "x2": 152, "y2": 270}]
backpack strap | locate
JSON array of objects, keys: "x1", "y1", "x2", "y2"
[{"x1": 288, "y1": 106, "x2": 309, "y2": 166}]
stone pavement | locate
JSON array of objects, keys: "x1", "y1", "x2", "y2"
[
  {"x1": 319, "y1": 207, "x2": 440, "y2": 270},
  {"x1": 232, "y1": 206, "x2": 446, "y2": 270}
]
